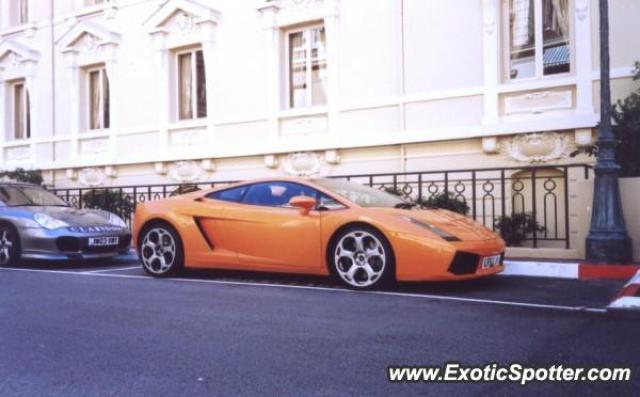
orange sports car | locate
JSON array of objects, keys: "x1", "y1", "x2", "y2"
[{"x1": 132, "y1": 178, "x2": 505, "y2": 289}]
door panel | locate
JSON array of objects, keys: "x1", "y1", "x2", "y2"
[{"x1": 218, "y1": 202, "x2": 322, "y2": 270}]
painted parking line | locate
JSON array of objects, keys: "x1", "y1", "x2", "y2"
[
  {"x1": 81, "y1": 266, "x2": 141, "y2": 274},
  {"x1": 0, "y1": 266, "x2": 608, "y2": 314}
]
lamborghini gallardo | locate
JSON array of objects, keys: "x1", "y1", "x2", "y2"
[{"x1": 132, "y1": 178, "x2": 505, "y2": 289}]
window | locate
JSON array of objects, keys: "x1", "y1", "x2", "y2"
[
  {"x1": 208, "y1": 186, "x2": 249, "y2": 203},
  {"x1": 506, "y1": 0, "x2": 570, "y2": 80},
  {"x1": 11, "y1": 81, "x2": 30, "y2": 140},
  {"x1": 177, "y1": 49, "x2": 207, "y2": 120},
  {"x1": 287, "y1": 25, "x2": 327, "y2": 108},
  {"x1": 240, "y1": 182, "x2": 334, "y2": 208},
  {"x1": 87, "y1": 66, "x2": 110, "y2": 130}
]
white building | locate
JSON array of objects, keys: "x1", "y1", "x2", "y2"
[{"x1": 0, "y1": 0, "x2": 637, "y2": 184}]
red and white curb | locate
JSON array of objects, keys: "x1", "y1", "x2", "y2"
[
  {"x1": 502, "y1": 260, "x2": 640, "y2": 280},
  {"x1": 608, "y1": 271, "x2": 640, "y2": 310}
]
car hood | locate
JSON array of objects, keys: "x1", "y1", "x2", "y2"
[
  {"x1": 31, "y1": 206, "x2": 112, "y2": 226},
  {"x1": 372, "y1": 207, "x2": 498, "y2": 241}
]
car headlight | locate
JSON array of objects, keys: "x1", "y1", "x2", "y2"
[
  {"x1": 401, "y1": 216, "x2": 461, "y2": 242},
  {"x1": 107, "y1": 213, "x2": 127, "y2": 228},
  {"x1": 33, "y1": 213, "x2": 69, "y2": 230}
]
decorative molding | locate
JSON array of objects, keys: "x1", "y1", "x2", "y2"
[
  {"x1": 58, "y1": 20, "x2": 121, "y2": 54},
  {"x1": 282, "y1": 152, "x2": 321, "y2": 176},
  {"x1": 80, "y1": 138, "x2": 109, "y2": 155},
  {"x1": 501, "y1": 132, "x2": 573, "y2": 163},
  {"x1": 154, "y1": 162, "x2": 168, "y2": 175},
  {"x1": 0, "y1": 40, "x2": 40, "y2": 78},
  {"x1": 264, "y1": 154, "x2": 279, "y2": 169},
  {"x1": 144, "y1": 0, "x2": 221, "y2": 34},
  {"x1": 78, "y1": 167, "x2": 106, "y2": 187},
  {"x1": 324, "y1": 149, "x2": 340, "y2": 164},
  {"x1": 4, "y1": 146, "x2": 31, "y2": 161},
  {"x1": 280, "y1": 115, "x2": 328, "y2": 136},
  {"x1": 481, "y1": 136, "x2": 499, "y2": 154},
  {"x1": 574, "y1": 128, "x2": 594, "y2": 147},
  {"x1": 200, "y1": 159, "x2": 215, "y2": 172},
  {"x1": 66, "y1": 169, "x2": 78, "y2": 181},
  {"x1": 169, "y1": 160, "x2": 201, "y2": 182},
  {"x1": 504, "y1": 90, "x2": 573, "y2": 115},
  {"x1": 104, "y1": 166, "x2": 118, "y2": 178}
]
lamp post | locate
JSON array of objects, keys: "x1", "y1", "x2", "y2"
[{"x1": 585, "y1": 0, "x2": 632, "y2": 263}]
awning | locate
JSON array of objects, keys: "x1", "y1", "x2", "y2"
[{"x1": 543, "y1": 45, "x2": 570, "y2": 67}]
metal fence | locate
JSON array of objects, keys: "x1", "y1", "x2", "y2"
[{"x1": 49, "y1": 164, "x2": 592, "y2": 248}]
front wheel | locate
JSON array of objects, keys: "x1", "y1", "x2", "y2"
[
  {"x1": 0, "y1": 223, "x2": 20, "y2": 267},
  {"x1": 329, "y1": 226, "x2": 395, "y2": 290},
  {"x1": 139, "y1": 223, "x2": 184, "y2": 277}
]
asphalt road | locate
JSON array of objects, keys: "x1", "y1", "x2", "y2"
[{"x1": 1, "y1": 258, "x2": 638, "y2": 396}]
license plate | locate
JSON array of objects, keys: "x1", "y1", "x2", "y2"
[
  {"x1": 481, "y1": 254, "x2": 502, "y2": 269},
  {"x1": 88, "y1": 237, "x2": 119, "y2": 247}
]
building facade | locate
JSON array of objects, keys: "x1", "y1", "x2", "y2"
[
  {"x1": 0, "y1": 0, "x2": 639, "y2": 183},
  {"x1": 0, "y1": 0, "x2": 639, "y2": 258}
]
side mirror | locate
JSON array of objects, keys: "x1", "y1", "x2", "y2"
[{"x1": 288, "y1": 195, "x2": 317, "y2": 215}]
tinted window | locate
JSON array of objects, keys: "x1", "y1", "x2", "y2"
[
  {"x1": 207, "y1": 186, "x2": 248, "y2": 203},
  {"x1": 242, "y1": 182, "x2": 320, "y2": 207}
]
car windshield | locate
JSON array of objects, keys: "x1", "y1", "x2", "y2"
[
  {"x1": 313, "y1": 178, "x2": 407, "y2": 208},
  {"x1": 0, "y1": 185, "x2": 69, "y2": 207}
]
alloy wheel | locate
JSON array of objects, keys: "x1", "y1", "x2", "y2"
[
  {"x1": 140, "y1": 227, "x2": 177, "y2": 275},
  {"x1": 334, "y1": 230, "x2": 387, "y2": 288}
]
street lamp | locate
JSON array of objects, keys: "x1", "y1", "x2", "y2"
[{"x1": 585, "y1": 0, "x2": 632, "y2": 263}]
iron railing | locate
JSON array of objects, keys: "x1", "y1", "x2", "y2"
[{"x1": 49, "y1": 164, "x2": 592, "y2": 248}]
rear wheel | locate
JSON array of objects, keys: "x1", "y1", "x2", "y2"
[
  {"x1": 0, "y1": 223, "x2": 20, "y2": 267},
  {"x1": 329, "y1": 225, "x2": 394, "y2": 290},
  {"x1": 139, "y1": 223, "x2": 184, "y2": 277}
]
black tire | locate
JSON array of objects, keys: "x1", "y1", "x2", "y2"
[
  {"x1": 138, "y1": 222, "x2": 184, "y2": 278},
  {"x1": 328, "y1": 225, "x2": 395, "y2": 290},
  {"x1": 0, "y1": 222, "x2": 21, "y2": 267}
]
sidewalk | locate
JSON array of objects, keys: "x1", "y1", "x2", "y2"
[{"x1": 503, "y1": 259, "x2": 640, "y2": 311}]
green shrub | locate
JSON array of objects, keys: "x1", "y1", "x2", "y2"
[
  {"x1": 418, "y1": 192, "x2": 470, "y2": 216},
  {"x1": 81, "y1": 189, "x2": 134, "y2": 219},
  {"x1": 0, "y1": 168, "x2": 43, "y2": 185},
  {"x1": 494, "y1": 213, "x2": 545, "y2": 247}
]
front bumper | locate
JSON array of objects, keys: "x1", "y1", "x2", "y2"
[
  {"x1": 394, "y1": 233, "x2": 506, "y2": 281},
  {"x1": 17, "y1": 226, "x2": 132, "y2": 261}
]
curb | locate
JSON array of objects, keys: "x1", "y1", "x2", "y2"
[
  {"x1": 608, "y1": 271, "x2": 640, "y2": 310},
  {"x1": 502, "y1": 260, "x2": 640, "y2": 280}
]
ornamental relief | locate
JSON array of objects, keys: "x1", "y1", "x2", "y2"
[
  {"x1": 282, "y1": 152, "x2": 323, "y2": 176},
  {"x1": 79, "y1": 167, "x2": 106, "y2": 187},
  {"x1": 0, "y1": 51, "x2": 26, "y2": 76},
  {"x1": 163, "y1": 10, "x2": 200, "y2": 35},
  {"x1": 169, "y1": 160, "x2": 201, "y2": 182},
  {"x1": 500, "y1": 132, "x2": 574, "y2": 163}
]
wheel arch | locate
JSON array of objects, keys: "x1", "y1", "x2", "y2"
[{"x1": 136, "y1": 217, "x2": 182, "y2": 249}]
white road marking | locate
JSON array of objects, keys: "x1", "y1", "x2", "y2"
[
  {"x1": 0, "y1": 266, "x2": 607, "y2": 313},
  {"x1": 81, "y1": 266, "x2": 141, "y2": 274}
]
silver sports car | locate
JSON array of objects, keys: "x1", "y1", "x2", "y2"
[{"x1": 0, "y1": 182, "x2": 131, "y2": 266}]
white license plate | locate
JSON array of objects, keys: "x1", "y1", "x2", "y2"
[
  {"x1": 88, "y1": 237, "x2": 119, "y2": 247},
  {"x1": 481, "y1": 254, "x2": 502, "y2": 269}
]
